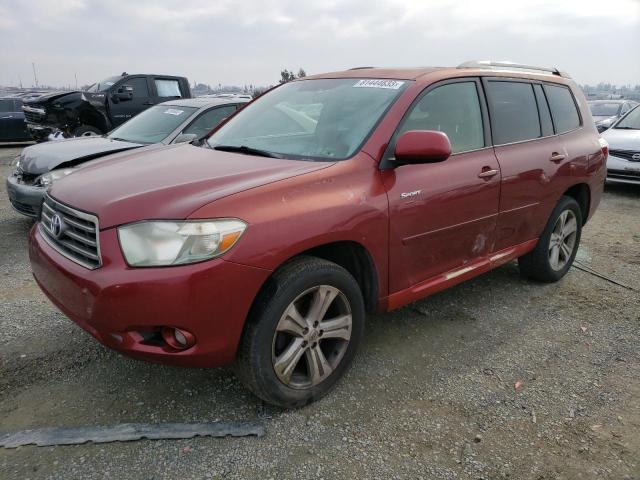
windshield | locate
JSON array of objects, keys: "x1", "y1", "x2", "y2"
[
  {"x1": 589, "y1": 103, "x2": 621, "y2": 117},
  {"x1": 86, "y1": 76, "x2": 122, "y2": 92},
  {"x1": 107, "y1": 105, "x2": 197, "y2": 144},
  {"x1": 614, "y1": 106, "x2": 640, "y2": 130},
  {"x1": 207, "y1": 78, "x2": 409, "y2": 160}
]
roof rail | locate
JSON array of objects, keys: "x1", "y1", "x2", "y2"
[
  {"x1": 348, "y1": 66, "x2": 375, "y2": 70},
  {"x1": 457, "y1": 60, "x2": 570, "y2": 78}
]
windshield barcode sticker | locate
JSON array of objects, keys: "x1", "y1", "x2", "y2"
[
  {"x1": 164, "y1": 109, "x2": 184, "y2": 115},
  {"x1": 353, "y1": 79, "x2": 404, "y2": 90}
]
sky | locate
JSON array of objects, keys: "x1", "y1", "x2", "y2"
[{"x1": 0, "y1": 0, "x2": 639, "y2": 89}]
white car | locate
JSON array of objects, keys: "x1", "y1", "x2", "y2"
[{"x1": 601, "y1": 105, "x2": 640, "y2": 185}]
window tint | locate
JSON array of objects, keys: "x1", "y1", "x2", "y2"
[
  {"x1": 533, "y1": 84, "x2": 554, "y2": 137},
  {"x1": 182, "y1": 105, "x2": 236, "y2": 137},
  {"x1": 545, "y1": 84, "x2": 580, "y2": 133},
  {"x1": 0, "y1": 99, "x2": 14, "y2": 112},
  {"x1": 126, "y1": 78, "x2": 150, "y2": 98},
  {"x1": 155, "y1": 79, "x2": 182, "y2": 98},
  {"x1": 398, "y1": 82, "x2": 484, "y2": 154},
  {"x1": 486, "y1": 81, "x2": 540, "y2": 144}
]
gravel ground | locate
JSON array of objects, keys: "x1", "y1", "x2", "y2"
[{"x1": 0, "y1": 144, "x2": 638, "y2": 480}]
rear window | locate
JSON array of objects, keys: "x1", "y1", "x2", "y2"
[
  {"x1": 545, "y1": 85, "x2": 581, "y2": 134},
  {"x1": 486, "y1": 81, "x2": 541, "y2": 145}
]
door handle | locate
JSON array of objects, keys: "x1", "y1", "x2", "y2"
[
  {"x1": 478, "y1": 168, "x2": 499, "y2": 179},
  {"x1": 550, "y1": 153, "x2": 566, "y2": 163}
]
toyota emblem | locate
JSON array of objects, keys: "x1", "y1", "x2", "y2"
[
  {"x1": 632, "y1": 153, "x2": 640, "y2": 162},
  {"x1": 51, "y1": 213, "x2": 64, "y2": 238}
]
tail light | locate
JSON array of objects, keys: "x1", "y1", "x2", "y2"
[{"x1": 599, "y1": 137, "x2": 609, "y2": 160}]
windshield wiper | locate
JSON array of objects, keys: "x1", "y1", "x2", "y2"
[
  {"x1": 213, "y1": 145, "x2": 284, "y2": 158},
  {"x1": 614, "y1": 126, "x2": 639, "y2": 130}
]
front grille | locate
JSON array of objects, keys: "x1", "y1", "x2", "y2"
[
  {"x1": 24, "y1": 111, "x2": 45, "y2": 123},
  {"x1": 39, "y1": 194, "x2": 101, "y2": 269},
  {"x1": 608, "y1": 169, "x2": 640, "y2": 181},
  {"x1": 609, "y1": 149, "x2": 640, "y2": 162}
]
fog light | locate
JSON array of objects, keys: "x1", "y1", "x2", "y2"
[{"x1": 161, "y1": 327, "x2": 195, "y2": 350}]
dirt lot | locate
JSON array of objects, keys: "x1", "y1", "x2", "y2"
[{"x1": 0, "y1": 144, "x2": 638, "y2": 480}]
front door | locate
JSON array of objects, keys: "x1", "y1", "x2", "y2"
[
  {"x1": 108, "y1": 77, "x2": 153, "y2": 127},
  {"x1": 383, "y1": 79, "x2": 501, "y2": 293}
]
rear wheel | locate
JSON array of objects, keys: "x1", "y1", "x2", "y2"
[
  {"x1": 519, "y1": 196, "x2": 582, "y2": 282},
  {"x1": 73, "y1": 125, "x2": 102, "y2": 137},
  {"x1": 236, "y1": 257, "x2": 365, "y2": 408}
]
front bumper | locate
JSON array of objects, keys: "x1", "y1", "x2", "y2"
[
  {"x1": 29, "y1": 225, "x2": 271, "y2": 368},
  {"x1": 6, "y1": 174, "x2": 44, "y2": 217},
  {"x1": 607, "y1": 154, "x2": 640, "y2": 185}
]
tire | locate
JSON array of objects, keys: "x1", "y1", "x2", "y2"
[
  {"x1": 73, "y1": 125, "x2": 102, "y2": 137},
  {"x1": 236, "y1": 256, "x2": 365, "y2": 408},
  {"x1": 518, "y1": 196, "x2": 582, "y2": 282}
]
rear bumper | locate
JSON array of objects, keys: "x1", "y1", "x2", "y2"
[
  {"x1": 29, "y1": 225, "x2": 271, "y2": 368},
  {"x1": 5, "y1": 174, "x2": 44, "y2": 217}
]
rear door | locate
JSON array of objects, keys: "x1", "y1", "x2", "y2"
[
  {"x1": 484, "y1": 78, "x2": 567, "y2": 251},
  {"x1": 108, "y1": 76, "x2": 154, "y2": 127},
  {"x1": 384, "y1": 78, "x2": 501, "y2": 292}
]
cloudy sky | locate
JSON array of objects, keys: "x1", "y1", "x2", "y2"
[{"x1": 1, "y1": 0, "x2": 638, "y2": 89}]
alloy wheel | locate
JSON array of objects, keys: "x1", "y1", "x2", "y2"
[
  {"x1": 548, "y1": 209, "x2": 578, "y2": 271},
  {"x1": 272, "y1": 285, "x2": 352, "y2": 389}
]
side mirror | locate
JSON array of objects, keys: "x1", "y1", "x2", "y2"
[
  {"x1": 173, "y1": 133, "x2": 198, "y2": 144},
  {"x1": 113, "y1": 85, "x2": 133, "y2": 102},
  {"x1": 393, "y1": 130, "x2": 452, "y2": 166}
]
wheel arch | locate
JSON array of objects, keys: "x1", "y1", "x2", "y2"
[{"x1": 562, "y1": 183, "x2": 591, "y2": 225}]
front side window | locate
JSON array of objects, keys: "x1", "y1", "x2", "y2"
[
  {"x1": 124, "y1": 78, "x2": 150, "y2": 98},
  {"x1": 107, "y1": 105, "x2": 197, "y2": 144},
  {"x1": 486, "y1": 81, "x2": 541, "y2": 145},
  {"x1": 182, "y1": 105, "x2": 237, "y2": 138},
  {"x1": 86, "y1": 76, "x2": 121, "y2": 92},
  {"x1": 155, "y1": 79, "x2": 182, "y2": 98},
  {"x1": 396, "y1": 81, "x2": 484, "y2": 154},
  {"x1": 545, "y1": 84, "x2": 581, "y2": 134},
  {"x1": 208, "y1": 78, "x2": 409, "y2": 160},
  {"x1": 615, "y1": 106, "x2": 640, "y2": 130}
]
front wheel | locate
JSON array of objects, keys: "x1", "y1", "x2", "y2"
[
  {"x1": 519, "y1": 196, "x2": 582, "y2": 282},
  {"x1": 73, "y1": 125, "x2": 102, "y2": 137},
  {"x1": 236, "y1": 257, "x2": 365, "y2": 408}
]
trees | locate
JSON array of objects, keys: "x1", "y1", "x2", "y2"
[{"x1": 279, "y1": 68, "x2": 307, "y2": 84}]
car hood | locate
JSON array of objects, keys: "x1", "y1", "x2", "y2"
[
  {"x1": 601, "y1": 128, "x2": 640, "y2": 150},
  {"x1": 49, "y1": 144, "x2": 335, "y2": 229},
  {"x1": 19, "y1": 137, "x2": 143, "y2": 175}
]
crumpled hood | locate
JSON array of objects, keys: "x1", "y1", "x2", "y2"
[
  {"x1": 601, "y1": 127, "x2": 640, "y2": 150},
  {"x1": 24, "y1": 90, "x2": 80, "y2": 105},
  {"x1": 49, "y1": 143, "x2": 334, "y2": 229},
  {"x1": 19, "y1": 137, "x2": 143, "y2": 175}
]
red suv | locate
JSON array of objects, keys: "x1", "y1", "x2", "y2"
[{"x1": 29, "y1": 62, "x2": 607, "y2": 407}]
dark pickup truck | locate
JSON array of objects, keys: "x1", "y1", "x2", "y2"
[{"x1": 22, "y1": 73, "x2": 191, "y2": 141}]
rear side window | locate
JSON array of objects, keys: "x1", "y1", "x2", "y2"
[
  {"x1": 0, "y1": 99, "x2": 14, "y2": 112},
  {"x1": 545, "y1": 84, "x2": 580, "y2": 133},
  {"x1": 398, "y1": 81, "x2": 485, "y2": 154},
  {"x1": 533, "y1": 84, "x2": 554, "y2": 137},
  {"x1": 155, "y1": 79, "x2": 182, "y2": 98},
  {"x1": 486, "y1": 81, "x2": 540, "y2": 144}
]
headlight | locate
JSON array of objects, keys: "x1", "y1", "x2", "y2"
[
  {"x1": 118, "y1": 219, "x2": 247, "y2": 267},
  {"x1": 36, "y1": 167, "x2": 76, "y2": 186},
  {"x1": 10, "y1": 155, "x2": 22, "y2": 170}
]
